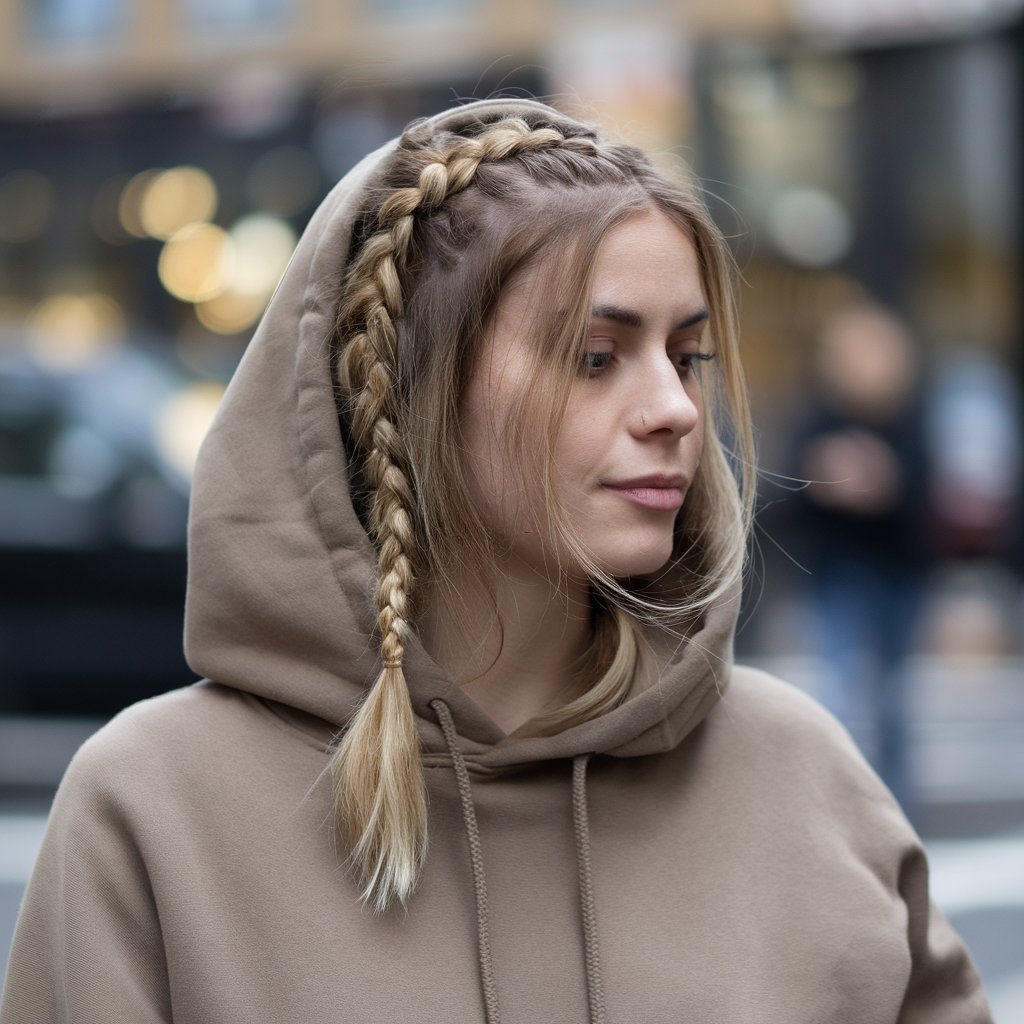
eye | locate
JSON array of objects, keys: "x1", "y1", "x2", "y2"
[
  {"x1": 580, "y1": 341, "x2": 615, "y2": 377},
  {"x1": 672, "y1": 351, "x2": 715, "y2": 377}
]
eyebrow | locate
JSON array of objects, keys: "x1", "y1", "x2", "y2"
[{"x1": 591, "y1": 303, "x2": 710, "y2": 331}]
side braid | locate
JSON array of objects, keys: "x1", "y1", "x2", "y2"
[{"x1": 331, "y1": 117, "x2": 573, "y2": 912}]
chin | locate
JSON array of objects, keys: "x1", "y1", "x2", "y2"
[{"x1": 594, "y1": 540, "x2": 676, "y2": 580}]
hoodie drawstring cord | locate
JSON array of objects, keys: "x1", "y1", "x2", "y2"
[
  {"x1": 572, "y1": 753, "x2": 607, "y2": 1024},
  {"x1": 430, "y1": 699, "x2": 501, "y2": 1024},
  {"x1": 429, "y1": 699, "x2": 608, "y2": 1024}
]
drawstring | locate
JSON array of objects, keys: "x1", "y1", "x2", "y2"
[
  {"x1": 431, "y1": 699, "x2": 502, "y2": 1024},
  {"x1": 429, "y1": 699, "x2": 609, "y2": 1024},
  {"x1": 572, "y1": 753, "x2": 608, "y2": 1024}
]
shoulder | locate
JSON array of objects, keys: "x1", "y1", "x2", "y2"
[
  {"x1": 47, "y1": 684, "x2": 225, "y2": 821},
  {"x1": 699, "y1": 669, "x2": 991, "y2": 1018},
  {"x1": 718, "y1": 663, "x2": 861, "y2": 755},
  {"x1": 58, "y1": 682, "x2": 328, "y2": 820},
  {"x1": 69, "y1": 682, "x2": 245, "y2": 772},
  {"x1": 707, "y1": 664, "x2": 909, "y2": 831}
]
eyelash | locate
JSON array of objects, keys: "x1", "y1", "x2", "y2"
[{"x1": 580, "y1": 350, "x2": 716, "y2": 377}]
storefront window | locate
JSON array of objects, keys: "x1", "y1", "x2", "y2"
[
  {"x1": 27, "y1": 0, "x2": 126, "y2": 47},
  {"x1": 182, "y1": 0, "x2": 296, "y2": 36},
  {"x1": 364, "y1": 0, "x2": 477, "y2": 18}
]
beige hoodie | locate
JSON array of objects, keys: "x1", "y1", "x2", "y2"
[{"x1": 1, "y1": 99, "x2": 992, "y2": 1024}]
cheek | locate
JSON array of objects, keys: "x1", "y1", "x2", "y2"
[
  {"x1": 458, "y1": 392, "x2": 502, "y2": 509},
  {"x1": 458, "y1": 381, "x2": 537, "y2": 539},
  {"x1": 554, "y1": 399, "x2": 607, "y2": 483}
]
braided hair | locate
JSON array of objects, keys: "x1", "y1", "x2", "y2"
[{"x1": 331, "y1": 110, "x2": 752, "y2": 911}]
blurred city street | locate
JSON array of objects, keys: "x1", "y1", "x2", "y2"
[{"x1": 2, "y1": 654, "x2": 1023, "y2": 1017}]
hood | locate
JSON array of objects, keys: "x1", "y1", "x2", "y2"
[{"x1": 183, "y1": 97, "x2": 739, "y2": 770}]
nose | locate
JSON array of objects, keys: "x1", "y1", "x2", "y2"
[{"x1": 629, "y1": 358, "x2": 701, "y2": 439}]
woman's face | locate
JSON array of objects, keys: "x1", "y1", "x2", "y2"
[{"x1": 460, "y1": 207, "x2": 708, "y2": 580}]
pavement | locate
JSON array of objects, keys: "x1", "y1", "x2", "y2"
[{"x1": 1, "y1": 655, "x2": 1023, "y2": 1017}]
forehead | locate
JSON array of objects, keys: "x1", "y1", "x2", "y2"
[
  {"x1": 590, "y1": 209, "x2": 704, "y2": 308},
  {"x1": 491, "y1": 207, "x2": 705, "y2": 331}
]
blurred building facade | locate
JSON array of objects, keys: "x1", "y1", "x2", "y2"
[{"x1": 1, "y1": 0, "x2": 1023, "y2": 714}]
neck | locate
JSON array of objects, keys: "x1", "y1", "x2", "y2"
[{"x1": 420, "y1": 562, "x2": 592, "y2": 735}]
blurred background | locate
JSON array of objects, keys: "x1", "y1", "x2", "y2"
[{"x1": 1, "y1": 0, "x2": 1023, "y2": 1013}]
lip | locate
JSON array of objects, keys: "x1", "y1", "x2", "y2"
[{"x1": 601, "y1": 474, "x2": 687, "y2": 511}]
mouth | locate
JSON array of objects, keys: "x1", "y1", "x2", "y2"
[{"x1": 601, "y1": 475, "x2": 687, "y2": 511}]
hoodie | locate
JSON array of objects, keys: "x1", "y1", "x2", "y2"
[{"x1": 1, "y1": 98, "x2": 992, "y2": 1024}]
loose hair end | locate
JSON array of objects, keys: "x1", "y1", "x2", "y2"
[{"x1": 330, "y1": 662, "x2": 428, "y2": 914}]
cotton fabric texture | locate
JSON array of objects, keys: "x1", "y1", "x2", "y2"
[{"x1": 1, "y1": 99, "x2": 992, "y2": 1023}]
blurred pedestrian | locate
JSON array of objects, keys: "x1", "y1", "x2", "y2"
[
  {"x1": 791, "y1": 301, "x2": 930, "y2": 815},
  {"x1": 1, "y1": 101, "x2": 990, "y2": 1022}
]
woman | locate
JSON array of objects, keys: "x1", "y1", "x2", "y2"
[{"x1": 1, "y1": 98, "x2": 991, "y2": 1022}]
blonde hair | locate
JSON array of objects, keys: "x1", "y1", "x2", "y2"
[{"x1": 331, "y1": 110, "x2": 753, "y2": 911}]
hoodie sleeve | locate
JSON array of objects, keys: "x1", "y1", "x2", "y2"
[
  {"x1": 0, "y1": 737, "x2": 172, "y2": 1024},
  {"x1": 896, "y1": 839, "x2": 993, "y2": 1022}
]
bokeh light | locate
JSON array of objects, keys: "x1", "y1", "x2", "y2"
[
  {"x1": 118, "y1": 169, "x2": 162, "y2": 239},
  {"x1": 187, "y1": 214, "x2": 296, "y2": 334},
  {"x1": 139, "y1": 166, "x2": 218, "y2": 240},
  {"x1": 154, "y1": 380, "x2": 226, "y2": 479},
  {"x1": 158, "y1": 222, "x2": 234, "y2": 302},
  {"x1": 227, "y1": 213, "x2": 296, "y2": 295},
  {"x1": 194, "y1": 289, "x2": 268, "y2": 335},
  {"x1": 26, "y1": 293, "x2": 125, "y2": 371},
  {"x1": 766, "y1": 186, "x2": 853, "y2": 267}
]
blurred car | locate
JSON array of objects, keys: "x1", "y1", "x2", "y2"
[{"x1": 0, "y1": 337, "x2": 197, "y2": 717}]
